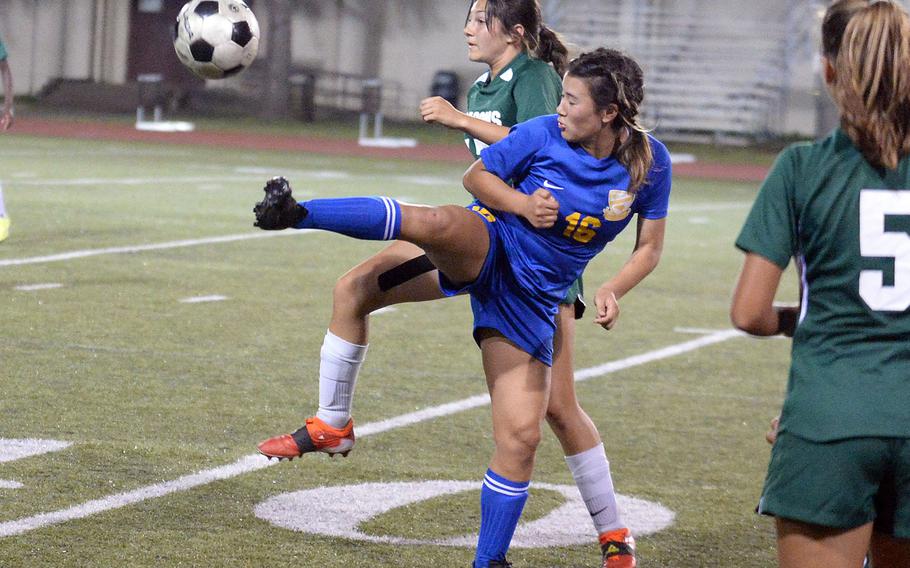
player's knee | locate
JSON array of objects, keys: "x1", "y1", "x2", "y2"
[
  {"x1": 545, "y1": 398, "x2": 581, "y2": 429},
  {"x1": 545, "y1": 406, "x2": 570, "y2": 436},
  {"x1": 410, "y1": 205, "x2": 461, "y2": 242},
  {"x1": 333, "y1": 266, "x2": 382, "y2": 315},
  {"x1": 496, "y1": 423, "x2": 542, "y2": 458}
]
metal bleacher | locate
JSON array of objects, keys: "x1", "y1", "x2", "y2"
[{"x1": 550, "y1": 0, "x2": 819, "y2": 142}]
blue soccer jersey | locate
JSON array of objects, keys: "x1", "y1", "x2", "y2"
[
  {"x1": 439, "y1": 115, "x2": 671, "y2": 364},
  {"x1": 479, "y1": 115, "x2": 671, "y2": 307}
]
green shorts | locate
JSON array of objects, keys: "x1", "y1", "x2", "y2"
[
  {"x1": 759, "y1": 431, "x2": 910, "y2": 537},
  {"x1": 561, "y1": 277, "x2": 585, "y2": 319}
]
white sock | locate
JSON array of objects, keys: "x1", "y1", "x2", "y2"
[
  {"x1": 0, "y1": 181, "x2": 6, "y2": 217},
  {"x1": 566, "y1": 443, "x2": 624, "y2": 534},
  {"x1": 315, "y1": 330, "x2": 368, "y2": 429}
]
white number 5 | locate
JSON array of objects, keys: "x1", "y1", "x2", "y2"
[{"x1": 859, "y1": 189, "x2": 910, "y2": 311}]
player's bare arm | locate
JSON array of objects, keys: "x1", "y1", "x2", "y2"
[
  {"x1": 594, "y1": 216, "x2": 665, "y2": 329},
  {"x1": 421, "y1": 96, "x2": 511, "y2": 145},
  {"x1": 730, "y1": 253, "x2": 788, "y2": 336},
  {"x1": 463, "y1": 159, "x2": 559, "y2": 228}
]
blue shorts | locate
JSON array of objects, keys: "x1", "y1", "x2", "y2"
[{"x1": 438, "y1": 204, "x2": 557, "y2": 366}]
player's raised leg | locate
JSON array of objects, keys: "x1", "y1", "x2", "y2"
[
  {"x1": 254, "y1": 177, "x2": 490, "y2": 459},
  {"x1": 253, "y1": 176, "x2": 489, "y2": 282}
]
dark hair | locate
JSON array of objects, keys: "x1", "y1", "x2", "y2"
[
  {"x1": 469, "y1": 0, "x2": 569, "y2": 75},
  {"x1": 822, "y1": 0, "x2": 910, "y2": 169},
  {"x1": 567, "y1": 48, "x2": 652, "y2": 192}
]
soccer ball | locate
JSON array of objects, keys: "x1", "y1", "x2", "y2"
[{"x1": 173, "y1": 0, "x2": 260, "y2": 80}]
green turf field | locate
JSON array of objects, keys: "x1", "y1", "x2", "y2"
[{"x1": 0, "y1": 131, "x2": 797, "y2": 567}]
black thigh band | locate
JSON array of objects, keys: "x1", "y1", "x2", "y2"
[{"x1": 377, "y1": 254, "x2": 437, "y2": 292}]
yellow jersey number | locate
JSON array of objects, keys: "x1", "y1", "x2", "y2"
[
  {"x1": 563, "y1": 212, "x2": 601, "y2": 243},
  {"x1": 471, "y1": 205, "x2": 497, "y2": 223}
]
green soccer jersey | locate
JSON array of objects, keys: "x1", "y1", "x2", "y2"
[
  {"x1": 737, "y1": 129, "x2": 910, "y2": 441},
  {"x1": 0, "y1": 36, "x2": 7, "y2": 61},
  {"x1": 463, "y1": 51, "x2": 562, "y2": 159},
  {"x1": 462, "y1": 51, "x2": 583, "y2": 308}
]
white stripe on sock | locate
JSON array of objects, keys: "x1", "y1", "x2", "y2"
[
  {"x1": 378, "y1": 197, "x2": 389, "y2": 240},
  {"x1": 381, "y1": 197, "x2": 396, "y2": 240},
  {"x1": 391, "y1": 198, "x2": 398, "y2": 240},
  {"x1": 484, "y1": 474, "x2": 529, "y2": 492},
  {"x1": 483, "y1": 480, "x2": 527, "y2": 497},
  {"x1": 483, "y1": 474, "x2": 529, "y2": 496}
]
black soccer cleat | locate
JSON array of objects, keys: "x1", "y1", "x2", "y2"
[
  {"x1": 472, "y1": 560, "x2": 512, "y2": 568},
  {"x1": 253, "y1": 176, "x2": 308, "y2": 230}
]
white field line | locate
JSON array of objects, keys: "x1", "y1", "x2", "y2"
[
  {"x1": 670, "y1": 201, "x2": 751, "y2": 212},
  {"x1": 675, "y1": 326, "x2": 734, "y2": 335},
  {"x1": 0, "y1": 440, "x2": 72, "y2": 463},
  {"x1": 14, "y1": 283, "x2": 63, "y2": 291},
  {"x1": 0, "y1": 230, "x2": 312, "y2": 268},
  {"x1": 674, "y1": 327, "x2": 787, "y2": 340},
  {"x1": 573, "y1": 329, "x2": 742, "y2": 381},
  {"x1": 0, "y1": 329, "x2": 741, "y2": 538},
  {"x1": 0, "y1": 202, "x2": 746, "y2": 270},
  {"x1": 370, "y1": 306, "x2": 398, "y2": 315},
  {"x1": 5, "y1": 170, "x2": 449, "y2": 188},
  {"x1": 179, "y1": 295, "x2": 228, "y2": 304},
  {"x1": 11, "y1": 175, "x2": 263, "y2": 187},
  {"x1": 0, "y1": 148, "x2": 204, "y2": 159}
]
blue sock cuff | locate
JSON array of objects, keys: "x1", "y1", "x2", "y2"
[
  {"x1": 371, "y1": 196, "x2": 401, "y2": 240},
  {"x1": 483, "y1": 469, "x2": 530, "y2": 496}
]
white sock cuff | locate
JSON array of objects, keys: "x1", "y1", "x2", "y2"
[
  {"x1": 565, "y1": 443, "x2": 609, "y2": 478},
  {"x1": 323, "y1": 330, "x2": 368, "y2": 362}
]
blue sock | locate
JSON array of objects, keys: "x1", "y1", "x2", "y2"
[
  {"x1": 474, "y1": 469, "x2": 529, "y2": 567},
  {"x1": 296, "y1": 196, "x2": 401, "y2": 240}
]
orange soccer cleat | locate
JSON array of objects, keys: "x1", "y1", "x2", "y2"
[
  {"x1": 600, "y1": 528, "x2": 636, "y2": 568},
  {"x1": 257, "y1": 416, "x2": 355, "y2": 460}
]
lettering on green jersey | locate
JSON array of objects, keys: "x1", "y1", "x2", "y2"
[
  {"x1": 466, "y1": 110, "x2": 502, "y2": 154},
  {"x1": 467, "y1": 110, "x2": 502, "y2": 126}
]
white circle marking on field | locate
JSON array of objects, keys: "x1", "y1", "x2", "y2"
[{"x1": 254, "y1": 480, "x2": 675, "y2": 548}]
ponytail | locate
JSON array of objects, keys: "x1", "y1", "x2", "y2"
[
  {"x1": 481, "y1": 0, "x2": 568, "y2": 75},
  {"x1": 536, "y1": 25, "x2": 569, "y2": 76},
  {"x1": 615, "y1": 128, "x2": 653, "y2": 195},
  {"x1": 823, "y1": 0, "x2": 910, "y2": 169}
]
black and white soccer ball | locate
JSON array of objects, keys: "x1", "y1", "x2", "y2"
[{"x1": 173, "y1": 0, "x2": 260, "y2": 80}]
